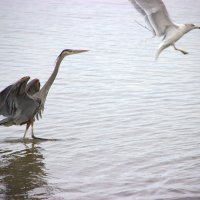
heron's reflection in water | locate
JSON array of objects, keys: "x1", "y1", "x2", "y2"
[{"x1": 0, "y1": 141, "x2": 51, "y2": 199}]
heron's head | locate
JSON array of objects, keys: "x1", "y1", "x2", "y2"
[
  {"x1": 186, "y1": 23, "x2": 200, "y2": 30},
  {"x1": 58, "y1": 49, "x2": 89, "y2": 58}
]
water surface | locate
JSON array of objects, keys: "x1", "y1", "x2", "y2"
[{"x1": 0, "y1": 0, "x2": 200, "y2": 199}]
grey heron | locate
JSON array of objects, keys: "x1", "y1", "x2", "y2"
[
  {"x1": 129, "y1": 0, "x2": 200, "y2": 60},
  {"x1": 0, "y1": 49, "x2": 88, "y2": 139}
]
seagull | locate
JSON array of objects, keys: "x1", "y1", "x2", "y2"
[{"x1": 129, "y1": 0, "x2": 200, "y2": 60}]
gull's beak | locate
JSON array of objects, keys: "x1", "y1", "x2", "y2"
[{"x1": 195, "y1": 26, "x2": 200, "y2": 29}]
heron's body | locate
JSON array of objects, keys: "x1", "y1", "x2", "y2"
[
  {"x1": 0, "y1": 49, "x2": 88, "y2": 139},
  {"x1": 2, "y1": 95, "x2": 40, "y2": 126},
  {"x1": 129, "y1": 0, "x2": 200, "y2": 59}
]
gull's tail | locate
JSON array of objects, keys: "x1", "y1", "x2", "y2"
[{"x1": 155, "y1": 43, "x2": 169, "y2": 61}]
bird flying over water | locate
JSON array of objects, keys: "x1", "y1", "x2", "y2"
[
  {"x1": 0, "y1": 49, "x2": 88, "y2": 139},
  {"x1": 129, "y1": 0, "x2": 200, "y2": 60}
]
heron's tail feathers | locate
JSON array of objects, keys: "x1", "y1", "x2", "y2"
[
  {"x1": 35, "y1": 110, "x2": 43, "y2": 121},
  {"x1": 0, "y1": 117, "x2": 14, "y2": 127}
]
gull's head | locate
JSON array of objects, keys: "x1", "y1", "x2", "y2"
[
  {"x1": 185, "y1": 23, "x2": 200, "y2": 30},
  {"x1": 58, "y1": 49, "x2": 89, "y2": 58}
]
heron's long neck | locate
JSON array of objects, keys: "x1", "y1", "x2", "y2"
[{"x1": 38, "y1": 55, "x2": 64, "y2": 102}]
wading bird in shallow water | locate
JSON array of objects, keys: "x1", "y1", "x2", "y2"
[
  {"x1": 0, "y1": 49, "x2": 88, "y2": 139},
  {"x1": 129, "y1": 0, "x2": 200, "y2": 60}
]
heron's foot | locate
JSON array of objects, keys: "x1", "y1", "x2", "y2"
[
  {"x1": 32, "y1": 134, "x2": 49, "y2": 141},
  {"x1": 32, "y1": 134, "x2": 57, "y2": 141}
]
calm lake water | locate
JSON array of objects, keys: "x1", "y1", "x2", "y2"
[{"x1": 0, "y1": 0, "x2": 200, "y2": 199}]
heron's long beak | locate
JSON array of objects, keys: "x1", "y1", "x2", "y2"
[
  {"x1": 195, "y1": 26, "x2": 200, "y2": 29},
  {"x1": 58, "y1": 49, "x2": 89, "y2": 59},
  {"x1": 72, "y1": 50, "x2": 89, "y2": 54}
]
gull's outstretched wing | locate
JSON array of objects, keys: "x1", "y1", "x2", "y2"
[
  {"x1": 129, "y1": 0, "x2": 156, "y2": 36},
  {"x1": 130, "y1": 0, "x2": 178, "y2": 37}
]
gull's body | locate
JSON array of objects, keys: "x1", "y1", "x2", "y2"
[
  {"x1": 0, "y1": 49, "x2": 88, "y2": 139},
  {"x1": 129, "y1": 0, "x2": 200, "y2": 59}
]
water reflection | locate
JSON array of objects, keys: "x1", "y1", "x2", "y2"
[{"x1": 0, "y1": 142, "x2": 50, "y2": 199}]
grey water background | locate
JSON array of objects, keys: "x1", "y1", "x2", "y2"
[{"x1": 0, "y1": 0, "x2": 200, "y2": 199}]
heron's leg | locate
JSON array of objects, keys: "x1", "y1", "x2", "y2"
[
  {"x1": 173, "y1": 44, "x2": 188, "y2": 55},
  {"x1": 30, "y1": 122, "x2": 49, "y2": 140},
  {"x1": 31, "y1": 121, "x2": 42, "y2": 140},
  {"x1": 23, "y1": 122, "x2": 31, "y2": 139},
  {"x1": 31, "y1": 121, "x2": 36, "y2": 139}
]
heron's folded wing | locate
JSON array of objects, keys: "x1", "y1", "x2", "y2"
[
  {"x1": 5, "y1": 94, "x2": 41, "y2": 125},
  {"x1": 17, "y1": 95, "x2": 41, "y2": 118},
  {"x1": 135, "y1": 0, "x2": 177, "y2": 36}
]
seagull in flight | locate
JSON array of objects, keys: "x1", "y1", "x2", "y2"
[{"x1": 129, "y1": 0, "x2": 200, "y2": 60}]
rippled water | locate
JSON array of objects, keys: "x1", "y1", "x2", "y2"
[{"x1": 0, "y1": 0, "x2": 200, "y2": 199}]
